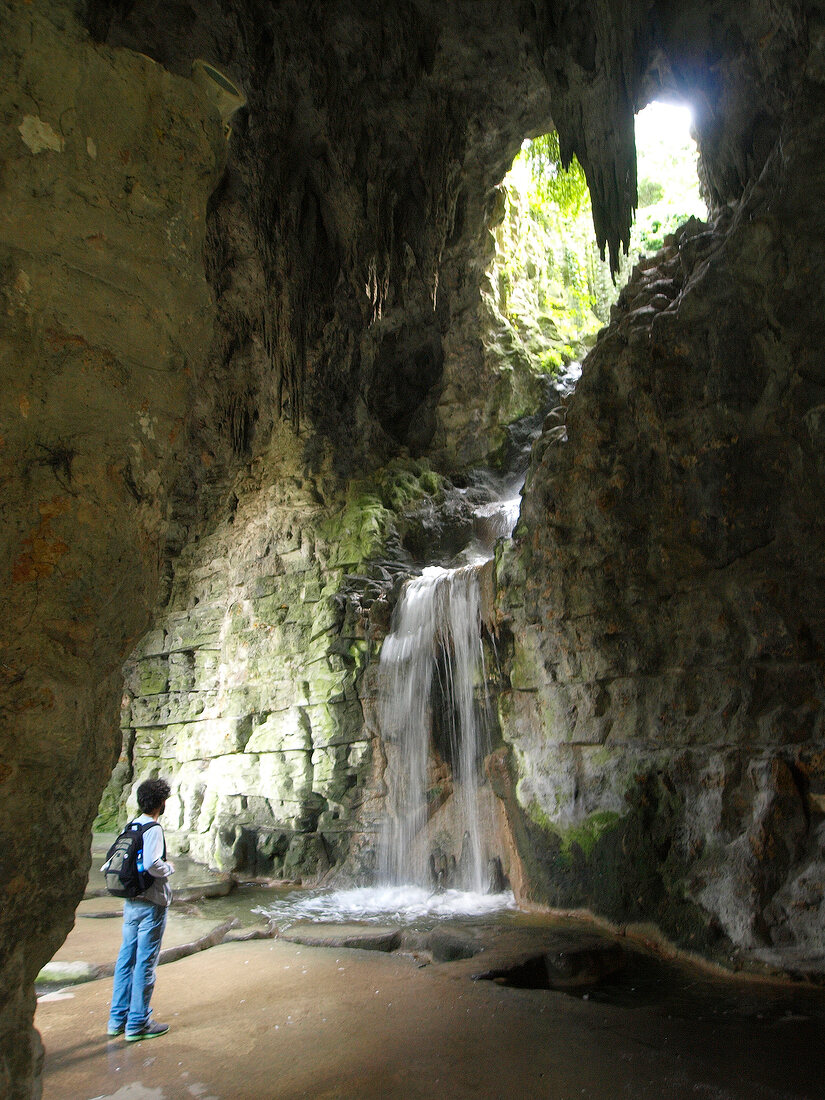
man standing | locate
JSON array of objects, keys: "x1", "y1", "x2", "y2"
[{"x1": 106, "y1": 777, "x2": 175, "y2": 1041}]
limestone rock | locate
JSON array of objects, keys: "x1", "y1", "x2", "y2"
[
  {"x1": 5, "y1": 2, "x2": 825, "y2": 1095},
  {"x1": 0, "y1": 2, "x2": 227, "y2": 1092},
  {"x1": 498, "y1": 92, "x2": 825, "y2": 966},
  {"x1": 280, "y1": 923, "x2": 401, "y2": 953}
]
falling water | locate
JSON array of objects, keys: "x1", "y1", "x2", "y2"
[
  {"x1": 378, "y1": 565, "x2": 491, "y2": 890},
  {"x1": 377, "y1": 485, "x2": 522, "y2": 893},
  {"x1": 375, "y1": 364, "x2": 586, "y2": 895}
]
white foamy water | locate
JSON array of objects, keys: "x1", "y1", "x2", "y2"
[
  {"x1": 378, "y1": 564, "x2": 492, "y2": 890},
  {"x1": 376, "y1": 468, "x2": 527, "y2": 895},
  {"x1": 256, "y1": 884, "x2": 516, "y2": 927},
  {"x1": 473, "y1": 495, "x2": 521, "y2": 539},
  {"x1": 453, "y1": 491, "x2": 522, "y2": 567}
]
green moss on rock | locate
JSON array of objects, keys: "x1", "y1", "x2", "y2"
[
  {"x1": 550, "y1": 810, "x2": 621, "y2": 861},
  {"x1": 322, "y1": 490, "x2": 392, "y2": 566},
  {"x1": 494, "y1": 743, "x2": 732, "y2": 961},
  {"x1": 102, "y1": 452, "x2": 452, "y2": 881}
]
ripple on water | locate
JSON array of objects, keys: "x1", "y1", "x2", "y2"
[{"x1": 254, "y1": 884, "x2": 516, "y2": 929}]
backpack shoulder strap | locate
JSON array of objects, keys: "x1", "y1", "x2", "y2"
[
  {"x1": 137, "y1": 820, "x2": 164, "y2": 861},
  {"x1": 106, "y1": 820, "x2": 140, "y2": 859}
]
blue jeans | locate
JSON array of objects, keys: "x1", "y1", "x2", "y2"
[{"x1": 108, "y1": 899, "x2": 167, "y2": 1035}]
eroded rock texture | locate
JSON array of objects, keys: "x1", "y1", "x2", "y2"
[
  {"x1": 4, "y1": 0, "x2": 825, "y2": 1094},
  {"x1": 88, "y1": 2, "x2": 553, "y2": 889},
  {"x1": 103, "y1": 449, "x2": 455, "y2": 881},
  {"x1": 1, "y1": 3, "x2": 548, "y2": 1091},
  {"x1": 498, "y1": 95, "x2": 825, "y2": 964},
  {"x1": 0, "y1": 2, "x2": 223, "y2": 1093}
]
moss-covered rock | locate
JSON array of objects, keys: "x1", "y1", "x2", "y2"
[
  {"x1": 100, "y1": 454, "x2": 462, "y2": 879},
  {"x1": 497, "y1": 172, "x2": 825, "y2": 968}
]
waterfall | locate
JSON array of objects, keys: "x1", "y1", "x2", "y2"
[
  {"x1": 375, "y1": 465, "x2": 530, "y2": 894},
  {"x1": 372, "y1": 360, "x2": 587, "y2": 895},
  {"x1": 378, "y1": 564, "x2": 492, "y2": 891}
]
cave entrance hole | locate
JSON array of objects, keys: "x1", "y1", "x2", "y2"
[{"x1": 487, "y1": 100, "x2": 707, "y2": 388}]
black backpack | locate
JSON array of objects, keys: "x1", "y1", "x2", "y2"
[{"x1": 104, "y1": 820, "x2": 165, "y2": 898}]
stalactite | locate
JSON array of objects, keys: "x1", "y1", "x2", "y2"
[
  {"x1": 529, "y1": 0, "x2": 646, "y2": 274},
  {"x1": 365, "y1": 175, "x2": 395, "y2": 324},
  {"x1": 422, "y1": 94, "x2": 463, "y2": 309},
  {"x1": 245, "y1": 141, "x2": 308, "y2": 427}
]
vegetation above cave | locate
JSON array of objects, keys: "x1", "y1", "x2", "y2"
[{"x1": 485, "y1": 103, "x2": 708, "y2": 377}]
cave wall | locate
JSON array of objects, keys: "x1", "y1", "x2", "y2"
[
  {"x1": 103, "y1": 445, "x2": 456, "y2": 882},
  {"x1": 101, "y1": 0, "x2": 825, "y2": 970},
  {"x1": 4, "y1": 0, "x2": 825, "y2": 1094},
  {"x1": 0, "y1": 2, "x2": 224, "y2": 1092},
  {"x1": 89, "y1": 0, "x2": 556, "y2": 886},
  {"x1": 94, "y1": 0, "x2": 554, "y2": 490},
  {"x1": 1, "y1": 5, "x2": 554, "y2": 1088},
  {"x1": 104, "y1": 434, "x2": 379, "y2": 880},
  {"x1": 498, "y1": 89, "x2": 825, "y2": 966}
]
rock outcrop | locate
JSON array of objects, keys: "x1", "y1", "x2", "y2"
[
  {"x1": 0, "y1": 2, "x2": 224, "y2": 1093},
  {"x1": 497, "y1": 89, "x2": 825, "y2": 965},
  {"x1": 101, "y1": 448, "x2": 449, "y2": 882},
  {"x1": 87, "y1": 0, "x2": 556, "y2": 893},
  {"x1": 0, "y1": 2, "x2": 226, "y2": 1091}
]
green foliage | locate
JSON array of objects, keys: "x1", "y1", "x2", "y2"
[
  {"x1": 638, "y1": 178, "x2": 664, "y2": 206},
  {"x1": 493, "y1": 107, "x2": 707, "y2": 340},
  {"x1": 517, "y1": 131, "x2": 589, "y2": 216},
  {"x1": 485, "y1": 141, "x2": 603, "y2": 370},
  {"x1": 631, "y1": 113, "x2": 705, "y2": 255},
  {"x1": 557, "y1": 810, "x2": 621, "y2": 860}
]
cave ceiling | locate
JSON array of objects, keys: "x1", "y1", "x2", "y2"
[{"x1": 82, "y1": 0, "x2": 805, "y2": 484}]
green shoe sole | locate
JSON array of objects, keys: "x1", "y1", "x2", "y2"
[{"x1": 125, "y1": 1024, "x2": 169, "y2": 1042}]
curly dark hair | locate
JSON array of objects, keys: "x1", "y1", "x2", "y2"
[{"x1": 136, "y1": 777, "x2": 171, "y2": 814}]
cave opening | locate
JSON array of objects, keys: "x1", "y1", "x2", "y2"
[{"x1": 485, "y1": 99, "x2": 707, "y2": 400}]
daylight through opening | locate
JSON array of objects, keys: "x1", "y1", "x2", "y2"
[{"x1": 487, "y1": 100, "x2": 707, "y2": 380}]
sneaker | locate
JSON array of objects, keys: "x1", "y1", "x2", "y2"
[
  {"x1": 106, "y1": 1023, "x2": 125, "y2": 1037},
  {"x1": 125, "y1": 1022, "x2": 169, "y2": 1042}
]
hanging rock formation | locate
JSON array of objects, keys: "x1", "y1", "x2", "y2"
[{"x1": 2, "y1": 0, "x2": 825, "y2": 1095}]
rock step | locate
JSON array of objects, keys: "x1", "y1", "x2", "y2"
[{"x1": 279, "y1": 922, "x2": 401, "y2": 952}]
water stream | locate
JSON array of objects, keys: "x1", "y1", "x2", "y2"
[
  {"x1": 251, "y1": 472, "x2": 526, "y2": 925},
  {"x1": 376, "y1": 477, "x2": 522, "y2": 895},
  {"x1": 361, "y1": 367, "x2": 586, "y2": 910}
]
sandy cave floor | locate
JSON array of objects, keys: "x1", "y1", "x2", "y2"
[{"x1": 37, "y1": 899, "x2": 825, "y2": 1100}]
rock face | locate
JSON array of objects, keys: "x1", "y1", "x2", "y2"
[
  {"x1": 111, "y1": 468, "x2": 376, "y2": 881},
  {"x1": 0, "y1": 3, "x2": 224, "y2": 1094},
  {"x1": 497, "y1": 97, "x2": 825, "y2": 963},
  {"x1": 93, "y1": 0, "x2": 552, "y2": 487},
  {"x1": 103, "y1": 448, "x2": 522, "y2": 891},
  {"x1": 101, "y1": 447, "x2": 446, "y2": 882},
  {"x1": 4, "y1": 0, "x2": 825, "y2": 1094},
  {"x1": 88, "y1": 0, "x2": 555, "y2": 895}
]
